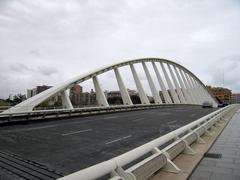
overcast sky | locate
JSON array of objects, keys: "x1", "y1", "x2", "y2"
[{"x1": 0, "y1": 0, "x2": 240, "y2": 99}]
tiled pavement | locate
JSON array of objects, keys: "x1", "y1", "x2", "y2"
[{"x1": 189, "y1": 110, "x2": 240, "y2": 180}]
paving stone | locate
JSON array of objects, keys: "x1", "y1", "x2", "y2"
[
  {"x1": 216, "y1": 162, "x2": 240, "y2": 170},
  {"x1": 191, "y1": 170, "x2": 212, "y2": 179},
  {"x1": 189, "y1": 176, "x2": 209, "y2": 180},
  {"x1": 194, "y1": 165, "x2": 232, "y2": 175},
  {"x1": 210, "y1": 174, "x2": 240, "y2": 180}
]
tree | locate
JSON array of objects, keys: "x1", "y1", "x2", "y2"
[{"x1": 12, "y1": 93, "x2": 26, "y2": 105}]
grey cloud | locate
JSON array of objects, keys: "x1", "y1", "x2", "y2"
[
  {"x1": 37, "y1": 66, "x2": 59, "y2": 76},
  {"x1": 209, "y1": 54, "x2": 240, "y2": 92},
  {"x1": 0, "y1": 0, "x2": 240, "y2": 98},
  {"x1": 9, "y1": 63, "x2": 33, "y2": 73},
  {"x1": 29, "y1": 49, "x2": 40, "y2": 57}
]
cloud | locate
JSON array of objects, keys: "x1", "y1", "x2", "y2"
[
  {"x1": 9, "y1": 63, "x2": 33, "y2": 73},
  {"x1": 29, "y1": 49, "x2": 41, "y2": 57},
  {"x1": 208, "y1": 54, "x2": 240, "y2": 92},
  {"x1": 37, "y1": 66, "x2": 59, "y2": 76},
  {"x1": 0, "y1": 0, "x2": 240, "y2": 98}
]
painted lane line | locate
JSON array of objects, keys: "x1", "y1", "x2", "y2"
[
  {"x1": 103, "y1": 116, "x2": 119, "y2": 120},
  {"x1": 167, "y1": 120, "x2": 177, "y2": 125},
  {"x1": 190, "y1": 113, "x2": 197, "y2": 117},
  {"x1": 132, "y1": 118, "x2": 145, "y2": 122},
  {"x1": 62, "y1": 129, "x2": 92, "y2": 136},
  {"x1": 105, "y1": 135, "x2": 132, "y2": 145}
]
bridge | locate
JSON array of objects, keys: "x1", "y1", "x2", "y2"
[
  {"x1": 0, "y1": 58, "x2": 239, "y2": 180},
  {"x1": 1, "y1": 58, "x2": 218, "y2": 114}
]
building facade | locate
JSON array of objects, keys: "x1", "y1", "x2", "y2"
[
  {"x1": 231, "y1": 93, "x2": 240, "y2": 104},
  {"x1": 207, "y1": 86, "x2": 232, "y2": 104},
  {"x1": 69, "y1": 85, "x2": 83, "y2": 106},
  {"x1": 27, "y1": 85, "x2": 52, "y2": 99},
  {"x1": 27, "y1": 85, "x2": 59, "y2": 107}
]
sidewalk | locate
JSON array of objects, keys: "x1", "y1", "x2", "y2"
[{"x1": 189, "y1": 110, "x2": 240, "y2": 180}]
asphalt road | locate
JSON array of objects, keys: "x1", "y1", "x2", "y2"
[{"x1": 0, "y1": 105, "x2": 217, "y2": 179}]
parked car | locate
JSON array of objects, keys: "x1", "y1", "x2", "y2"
[{"x1": 202, "y1": 101, "x2": 213, "y2": 108}]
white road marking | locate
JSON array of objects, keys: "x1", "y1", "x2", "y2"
[
  {"x1": 62, "y1": 129, "x2": 92, "y2": 136},
  {"x1": 105, "y1": 135, "x2": 132, "y2": 145},
  {"x1": 0, "y1": 119, "x2": 97, "y2": 133},
  {"x1": 103, "y1": 116, "x2": 119, "y2": 120},
  {"x1": 132, "y1": 118, "x2": 145, "y2": 122},
  {"x1": 167, "y1": 120, "x2": 177, "y2": 125},
  {"x1": 190, "y1": 113, "x2": 197, "y2": 117}
]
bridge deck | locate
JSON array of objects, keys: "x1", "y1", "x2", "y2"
[
  {"x1": 189, "y1": 109, "x2": 240, "y2": 180},
  {"x1": 0, "y1": 105, "x2": 216, "y2": 179}
]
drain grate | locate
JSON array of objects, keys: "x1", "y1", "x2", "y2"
[{"x1": 204, "y1": 153, "x2": 222, "y2": 159}]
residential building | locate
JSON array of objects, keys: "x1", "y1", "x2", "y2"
[
  {"x1": 207, "y1": 86, "x2": 232, "y2": 104},
  {"x1": 79, "y1": 89, "x2": 97, "y2": 106},
  {"x1": 27, "y1": 85, "x2": 52, "y2": 99},
  {"x1": 69, "y1": 84, "x2": 83, "y2": 106},
  {"x1": 36, "y1": 85, "x2": 52, "y2": 94},
  {"x1": 27, "y1": 88, "x2": 37, "y2": 99},
  {"x1": 107, "y1": 91, "x2": 121, "y2": 98},
  {"x1": 27, "y1": 85, "x2": 59, "y2": 107},
  {"x1": 231, "y1": 93, "x2": 240, "y2": 104}
]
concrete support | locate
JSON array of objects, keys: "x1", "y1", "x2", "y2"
[
  {"x1": 160, "y1": 62, "x2": 180, "y2": 104},
  {"x1": 187, "y1": 75, "x2": 201, "y2": 104},
  {"x1": 61, "y1": 90, "x2": 73, "y2": 109},
  {"x1": 189, "y1": 76, "x2": 201, "y2": 104},
  {"x1": 179, "y1": 69, "x2": 196, "y2": 104},
  {"x1": 173, "y1": 66, "x2": 192, "y2": 104},
  {"x1": 200, "y1": 86, "x2": 210, "y2": 102},
  {"x1": 142, "y1": 62, "x2": 162, "y2": 104},
  {"x1": 185, "y1": 72, "x2": 200, "y2": 104},
  {"x1": 199, "y1": 84, "x2": 218, "y2": 107},
  {"x1": 192, "y1": 78, "x2": 206, "y2": 105},
  {"x1": 167, "y1": 64, "x2": 186, "y2": 104},
  {"x1": 114, "y1": 68, "x2": 133, "y2": 105},
  {"x1": 93, "y1": 76, "x2": 109, "y2": 107},
  {"x1": 152, "y1": 62, "x2": 172, "y2": 104},
  {"x1": 130, "y1": 64, "x2": 150, "y2": 104}
]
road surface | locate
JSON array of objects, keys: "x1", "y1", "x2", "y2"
[{"x1": 0, "y1": 105, "x2": 217, "y2": 179}]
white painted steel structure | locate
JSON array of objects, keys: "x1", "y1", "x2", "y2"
[
  {"x1": 57, "y1": 105, "x2": 237, "y2": 180},
  {"x1": 2, "y1": 58, "x2": 218, "y2": 114}
]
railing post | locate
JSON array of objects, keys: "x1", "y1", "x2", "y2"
[
  {"x1": 114, "y1": 68, "x2": 133, "y2": 105},
  {"x1": 152, "y1": 62, "x2": 172, "y2": 104},
  {"x1": 167, "y1": 64, "x2": 186, "y2": 104},
  {"x1": 130, "y1": 64, "x2": 150, "y2": 104},
  {"x1": 93, "y1": 76, "x2": 109, "y2": 107},
  {"x1": 142, "y1": 62, "x2": 162, "y2": 104},
  {"x1": 160, "y1": 62, "x2": 180, "y2": 104}
]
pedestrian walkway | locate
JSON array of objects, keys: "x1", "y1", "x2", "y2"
[{"x1": 189, "y1": 110, "x2": 240, "y2": 180}]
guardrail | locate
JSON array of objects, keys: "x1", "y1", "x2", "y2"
[
  {"x1": 0, "y1": 104, "x2": 194, "y2": 124},
  {"x1": 57, "y1": 105, "x2": 238, "y2": 180}
]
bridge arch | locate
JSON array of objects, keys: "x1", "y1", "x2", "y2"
[{"x1": 2, "y1": 58, "x2": 218, "y2": 114}]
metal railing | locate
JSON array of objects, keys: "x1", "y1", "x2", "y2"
[{"x1": 58, "y1": 105, "x2": 238, "y2": 180}]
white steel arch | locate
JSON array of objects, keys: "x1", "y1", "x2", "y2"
[{"x1": 2, "y1": 58, "x2": 218, "y2": 114}]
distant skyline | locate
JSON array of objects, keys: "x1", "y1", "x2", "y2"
[{"x1": 0, "y1": 0, "x2": 240, "y2": 98}]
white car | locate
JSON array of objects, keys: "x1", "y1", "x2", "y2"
[{"x1": 202, "y1": 101, "x2": 213, "y2": 108}]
